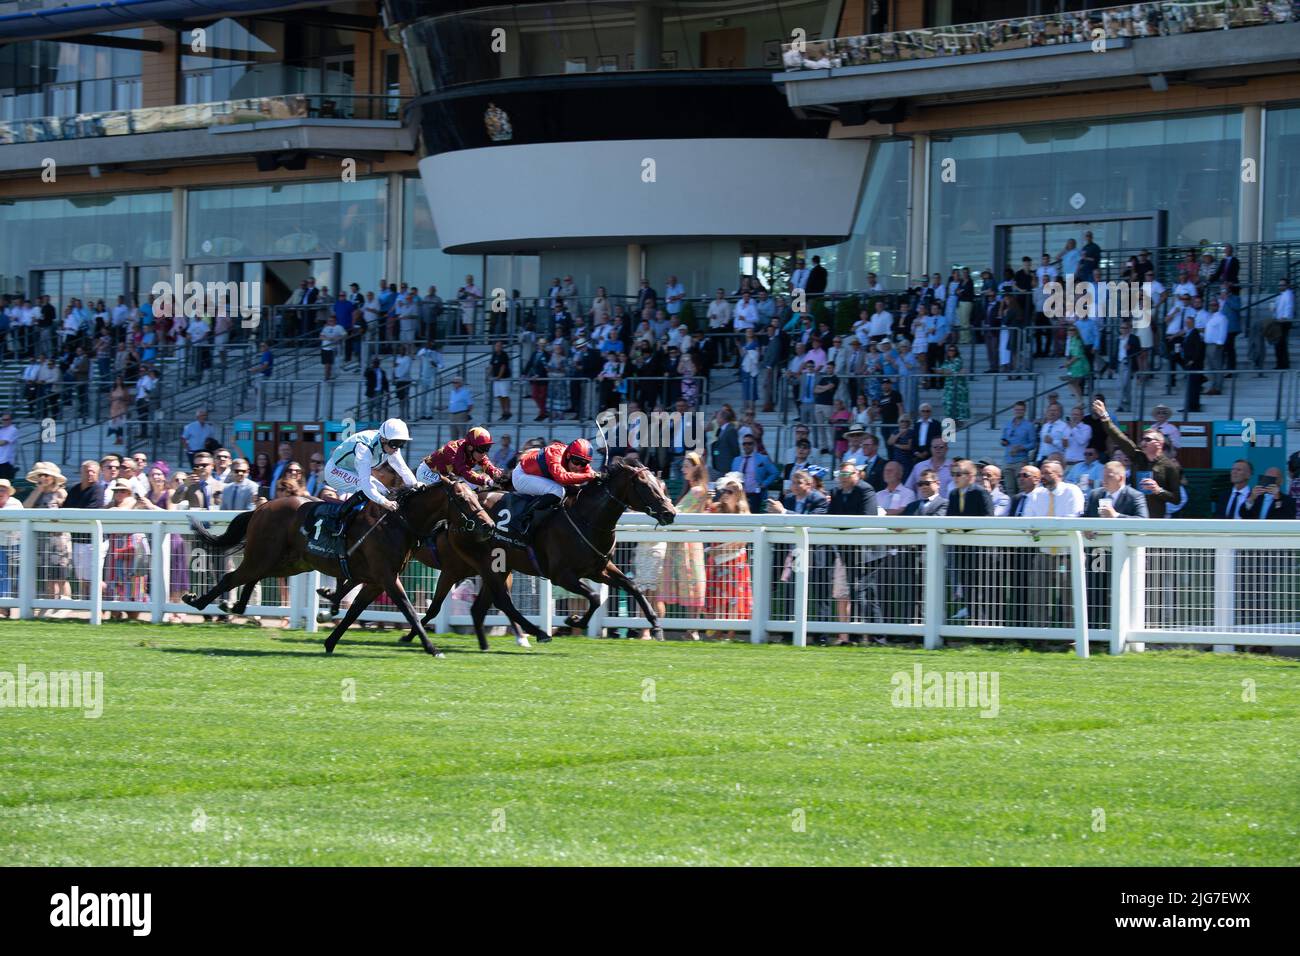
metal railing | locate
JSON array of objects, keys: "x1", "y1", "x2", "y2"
[
  {"x1": 0, "y1": 92, "x2": 410, "y2": 146},
  {"x1": 3, "y1": 510, "x2": 1298, "y2": 654},
  {"x1": 782, "y1": 0, "x2": 1297, "y2": 71}
]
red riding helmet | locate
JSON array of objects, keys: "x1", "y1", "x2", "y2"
[
  {"x1": 466, "y1": 426, "x2": 493, "y2": 450},
  {"x1": 565, "y1": 437, "x2": 593, "y2": 465}
]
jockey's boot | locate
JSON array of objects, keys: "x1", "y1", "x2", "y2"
[
  {"x1": 516, "y1": 493, "x2": 561, "y2": 539},
  {"x1": 331, "y1": 491, "x2": 366, "y2": 541}
]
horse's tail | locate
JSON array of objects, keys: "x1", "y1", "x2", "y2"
[{"x1": 187, "y1": 509, "x2": 253, "y2": 553}]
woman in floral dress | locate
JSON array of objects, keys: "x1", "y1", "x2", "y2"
[
  {"x1": 939, "y1": 343, "x2": 969, "y2": 424},
  {"x1": 658, "y1": 451, "x2": 708, "y2": 640}
]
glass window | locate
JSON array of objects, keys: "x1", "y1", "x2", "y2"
[
  {"x1": 927, "y1": 110, "x2": 1242, "y2": 272},
  {"x1": 1264, "y1": 105, "x2": 1300, "y2": 242},
  {"x1": 401, "y1": 176, "x2": 483, "y2": 296},
  {"x1": 187, "y1": 179, "x2": 386, "y2": 260},
  {"x1": 809, "y1": 137, "x2": 911, "y2": 289}
]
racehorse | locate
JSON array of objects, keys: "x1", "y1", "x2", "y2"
[
  {"x1": 181, "y1": 480, "x2": 495, "y2": 657},
  {"x1": 324, "y1": 456, "x2": 677, "y2": 650}
]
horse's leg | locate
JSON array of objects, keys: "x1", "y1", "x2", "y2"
[
  {"x1": 469, "y1": 585, "x2": 492, "y2": 651},
  {"x1": 230, "y1": 581, "x2": 257, "y2": 616},
  {"x1": 323, "y1": 582, "x2": 381, "y2": 654},
  {"x1": 597, "y1": 562, "x2": 663, "y2": 640},
  {"x1": 386, "y1": 576, "x2": 442, "y2": 658},
  {"x1": 318, "y1": 578, "x2": 350, "y2": 616},
  {"x1": 402, "y1": 565, "x2": 456, "y2": 643},
  {"x1": 183, "y1": 562, "x2": 258, "y2": 610},
  {"x1": 552, "y1": 569, "x2": 601, "y2": 632},
  {"x1": 476, "y1": 561, "x2": 551, "y2": 644},
  {"x1": 500, "y1": 573, "x2": 530, "y2": 647}
]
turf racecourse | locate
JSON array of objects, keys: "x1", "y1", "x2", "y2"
[{"x1": 1, "y1": 621, "x2": 1297, "y2": 866}]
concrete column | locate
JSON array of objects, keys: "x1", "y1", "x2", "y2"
[
  {"x1": 633, "y1": 1, "x2": 663, "y2": 70},
  {"x1": 386, "y1": 172, "x2": 404, "y2": 283},
  {"x1": 625, "y1": 243, "x2": 643, "y2": 298},
  {"x1": 170, "y1": 186, "x2": 186, "y2": 287},
  {"x1": 1239, "y1": 104, "x2": 1263, "y2": 244},
  {"x1": 907, "y1": 134, "x2": 929, "y2": 278}
]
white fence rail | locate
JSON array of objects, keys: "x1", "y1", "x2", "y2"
[{"x1": 1, "y1": 510, "x2": 1298, "y2": 655}]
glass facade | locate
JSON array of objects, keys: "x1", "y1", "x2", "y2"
[
  {"x1": 809, "y1": 137, "x2": 911, "y2": 289},
  {"x1": 0, "y1": 31, "x2": 142, "y2": 121},
  {"x1": 181, "y1": 19, "x2": 356, "y2": 110},
  {"x1": 0, "y1": 192, "x2": 171, "y2": 298},
  {"x1": 927, "y1": 110, "x2": 1241, "y2": 272},
  {"x1": 186, "y1": 179, "x2": 386, "y2": 283},
  {"x1": 1264, "y1": 104, "x2": 1300, "y2": 242},
  {"x1": 401, "y1": 0, "x2": 833, "y2": 91},
  {"x1": 401, "y1": 176, "x2": 484, "y2": 295}
]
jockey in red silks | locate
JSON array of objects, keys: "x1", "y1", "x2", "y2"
[
  {"x1": 417, "y1": 426, "x2": 503, "y2": 488},
  {"x1": 510, "y1": 437, "x2": 597, "y2": 536}
]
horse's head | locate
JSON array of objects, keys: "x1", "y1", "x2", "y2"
[
  {"x1": 399, "y1": 479, "x2": 494, "y2": 544},
  {"x1": 442, "y1": 477, "x2": 496, "y2": 544},
  {"x1": 602, "y1": 457, "x2": 677, "y2": 525}
]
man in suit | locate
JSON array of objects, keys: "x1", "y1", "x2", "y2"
[
  {"x1": 1213, "y1": 459, "x2": 1254, "y2": 520},
  {"x1": 767, "y1": 469, "x2": 829, "y2": 516},
  {"x1": 710, "y1": 408, "x2": 740, "y2": 477},
  {"x1": 1180, "y1": 314, "x2": 1206, "y2": 413},
  {"x1": 826, "y1": 462, "x2": 881, "y2": 644},
  {"x1": 856, "y1": 431, "x2": 887, "y2": 491},
  {"x1": 364, "y1": 356, "x2": 389, "y2": 421},
  {"x1": 221, "y1": 459, "x2": 262, "y2": 511},
  {"x1": 1211, "y1": 244, "x2": 1239, "y2": 286},
  {"x1": 903, "y1": 470, "x2": 948, "y2": 516},
  {"x1": 913, "y1": 404, "x2": 941, "y2": 451},
  {"x1": 172, "y1": 451, "x2": 227, "y2": 509},
  {"x1": 1242, "y1": 467, "x2": 1297, "y2": 520},
  {"x1": 1007, "y1": 464, "x2": 1040, "y2": 517},
  {"x1": 947, "y1": 459, "x2": 993, "y2": 516},
  {"x1": 1083, "y1": 461, "x2": 1150, "y2": 518},
  {"x1": 946, "y1": 460, "x2": 994, "y2": 622},
  {"x1": 731, "y1": 433, "x2": 780, "y2": 515}
]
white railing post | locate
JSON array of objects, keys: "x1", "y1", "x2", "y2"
[
  {"x1": 1212, "y1": 546, "x2": 1234, "y2": 653},
  {"x1": 90, "y1": 520, "x2": 104, "y2": 626},
  {"x1": 287, "y1": 574, "x2": 302, "y2": 630},
  {"x1": 151, "y1": 521, "x2": 166, "y2": 624},
  {"x1": 793, "y1": 526, "x2": 809, "y2": 648},
  {"x1": 923, "y1": 528, "x2": 943, "y2": 650},
  {"x1": 538, "y1": 576, "x2": 554, "y2": 638},
  {"x1": 1070, "y1": 530, "x2": 1089, "y2": 659},
  {"x1": 304, "y1": 569, "x2": 320, "y2": 633},
  {"x1": 18, "y1": 517, "x2": 34, "y2": 620},
  {"x1": 1129, "y1": 545, "x2": 1146, "y2": 653},
  {"x1": 1110, "y1": 531, "x2": 1130, "y2": 655},
  {"x1": 587, "y1": 582, "x2": 609, "y2": 638},
  {"x1": 749, "y1": 526, "x2": 770, "y2": 644}
]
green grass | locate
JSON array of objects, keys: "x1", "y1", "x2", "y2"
[{"x1": 1, "y1": 621, "x2": 1298, "y2": 866}]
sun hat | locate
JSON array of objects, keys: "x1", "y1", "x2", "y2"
[
  {"x1": 26, "y1": 461, "x2": 66, "y2": 485},
  {"x1": 108, "y1": 478, "x2": 133, "y2": 493}
]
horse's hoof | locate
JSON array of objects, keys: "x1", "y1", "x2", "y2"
[
  {"x1": 516, "y1": 636, "x2": 531, "y2": 649},
  {"x1": 651, "y1": 627, "x2": 664, "y2": 641},
  {"x1": 564, "y1": 614, "x2": 583, "y2": 628},
  {"x1": 435, "y1": 652, "x2": 446, "y2": 659},
  {"x1": 181, "y1": 593, "x2": 201, "y2": 609},
  {"x1": 543, "y1": 632, "x2": 557, "y2": 643},
  {"x1": 398, "y1": 632, "x2": 416, "y2": 644},
  {"x1": 316, "y1": 587, "x2": 334, "y2": 601},
  {"x1": 324, "y1": 643, "x2": 335, "y2": 655}
]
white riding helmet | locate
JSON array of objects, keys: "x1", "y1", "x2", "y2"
[{"x1": 379, "y1": 418, "x2": 411, "y2": 444}]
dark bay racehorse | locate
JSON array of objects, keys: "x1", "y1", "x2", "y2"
[
  {"x1": 405, "y1": 456, "x2": 677, "y2": 649},
  {"x1": 182, "y1": 480, "x2": 496, "y2": 657}
]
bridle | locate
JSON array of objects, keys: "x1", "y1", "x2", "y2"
[{"x1": 591, "y1": 465, "x2": 673, "y2": 527}]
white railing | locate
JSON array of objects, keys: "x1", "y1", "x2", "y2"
[{"x1": 1, "y1": 510, "x2": 1298, "y2": 655}]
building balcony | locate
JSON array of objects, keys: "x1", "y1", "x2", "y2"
[
  {"x1": 0, "y1": 93, "x2": 416, "y2": 175},
  {"x1": 779, "y1": 0, "x2": 1300, "y2": 115}
]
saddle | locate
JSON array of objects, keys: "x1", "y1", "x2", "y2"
[
  {"x1": 302, "y1": 499, "x2": 356, "y2": 577},
  {"x1": 487, "y1": 493, "x2": 535, "y2": 550}
]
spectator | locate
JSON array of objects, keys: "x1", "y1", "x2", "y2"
[
  {"x1": 1066, "y1": 447, "x2": 1104, "y2": 493},
  {"x1": 1092, "y1": 395, "x2": 1185, "y2": 520},
  {"x1": 490, "y1": 340, "x2": 512, "y2": 422},
  {"x1": 1008, "y1": 464, "x2": 1040, "y2": 517},
  {"x1": 1242, "y1": 467, "x2": 1296, "y2": 520},
  {"x1": 731, "y1": 433, "x2": 778, "y2": 514},
  {"x1": 704, "y1": 473, "x2": 752, "y2": 641},
  {"x1": 0, "y1": 479, "x2": 21, "y2": 606},
  {"x1": 103, "y1": 478, "x2": 149, "y2": 619},
  {"x1": 249, "y1": 452, "x2": 273, "y2": 497},
  {"x1": 1023, "y1": 460, "x2": 1084, "y2": 517},
  {"x1": 364, "y1": 356, "x2": 389, "y2": 421},
  {"x1": 903, "y1": 470, "x2": 947, "y2": 515},
  {"x1": 447, "y1": 373, "x2": 473, "y2": 424},
  {"x1": 0, "y1": 412, "x2": 17, "y2": 483},
  {"x1": 393, "y1": 345, "x2": 414, "y2": 420},
  {"x1": 25, "y1": 461, "x2": 70, "y2": 611},
  {"x1": 659, "y1": 451, "x2": 708, "y2": 640},
  {"x1": 172, "y1": 451, "x2": 225, "y2": 509},
  {"x1": 458, "y1": 275, "x2": 482, "y2": 336},
  {"x1": 979, "y1": 464, "x2": 1010, "y2": 515},
  {"x1": 1083, "y1": 461, "x2": 1149, "y2": 518},
  {"x1": 1271, "y1": 277, "x2": 1293, "y2": 370},
  {"x1": 416, "y1": 339, "x2": 445, "y2": 420},
  {"x1": 320, "y1": 312, "x2": 346, "y2": 381},
  {"x1": 221, "y1": 460, "x2": 261, "y2": 511},
  {"x1": 180, "y1": 409, "x2": 217, "y2": 465},
  {"x1": 905, "y1": 437, "x2": 953, "y2": 495},
  {"x1": 948, "y1": 460, "x2": 993, "y2": 516},
  {"x1": 887, "y1": 414, "x2": 918, "y2": 474}
]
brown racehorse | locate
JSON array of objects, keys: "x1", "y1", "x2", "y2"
[
  {"x1": 181, "y1": 480, "x2": 495, "y2": 657},
  {"x1": 393, "y1": 456, "x2": 676, "y2": 649}
]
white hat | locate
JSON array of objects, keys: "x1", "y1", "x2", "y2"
[{"x1": 379, "y1": 419, "x2": 411, "y2": 443}]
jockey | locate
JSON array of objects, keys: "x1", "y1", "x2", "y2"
[
  {"x1": 511, "y1": 437, "x2": 597, "y2": 536},
  {"x1": 418, "y1": 426, "x2": 503, "y2": 488},
  {"x1": 322, "y1": 418, "x2": 418, "y2": 536}
]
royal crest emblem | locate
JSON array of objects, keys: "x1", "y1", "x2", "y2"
[{"x1": 484, "y1": 102, "x2": 513, "y2": 142}]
